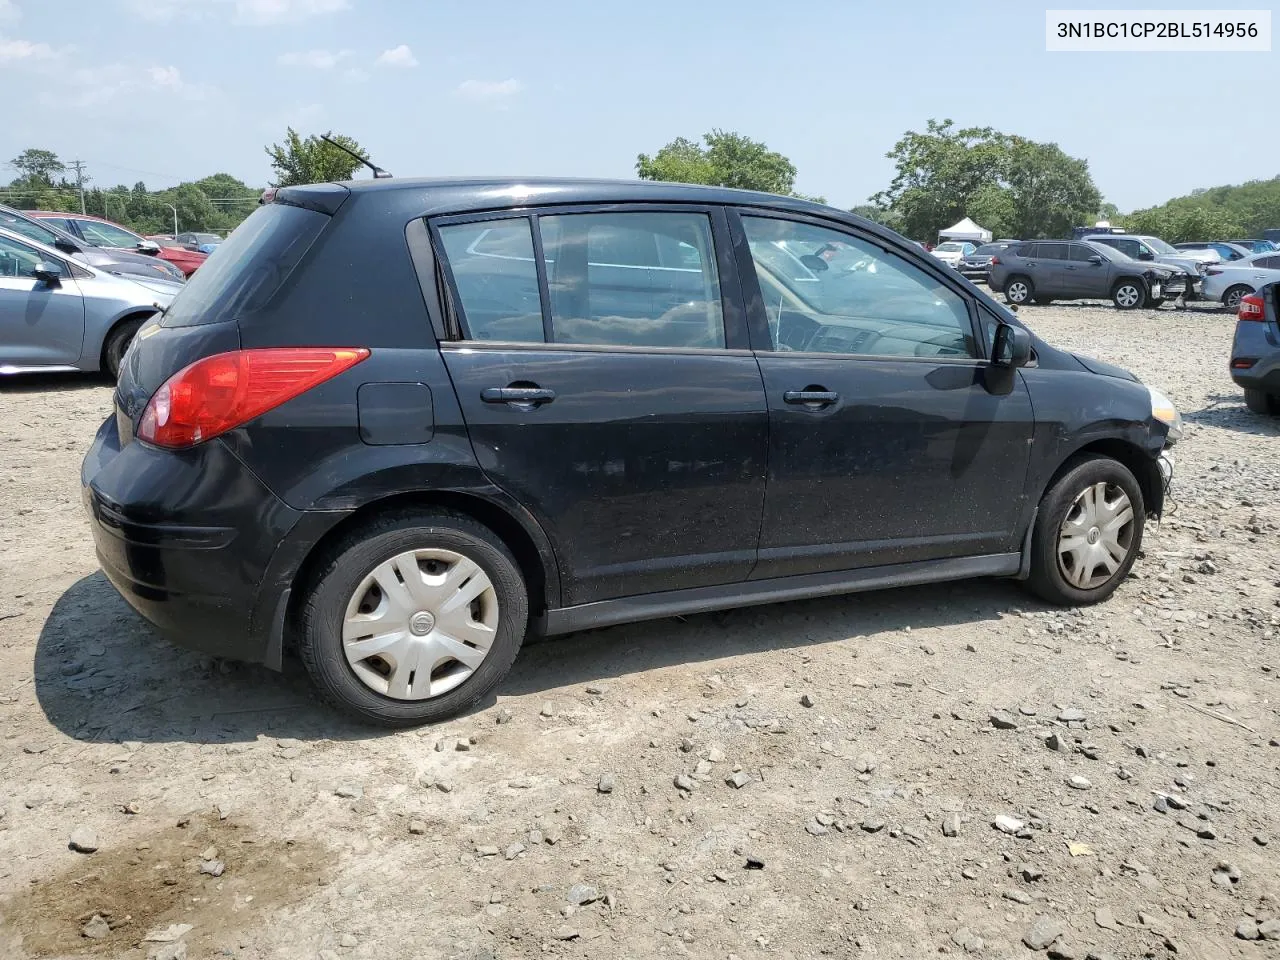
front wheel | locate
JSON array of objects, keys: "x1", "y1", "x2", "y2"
[
  {"x1": 299, "y1": 511, "x2": 528, "y2": 727},
  {"x1": 1025, "y1": 457, "x2": 1145, "y2": 606},
  {"x1": 1112, "y1": 280, "x2": 1146, "y2": 310}
]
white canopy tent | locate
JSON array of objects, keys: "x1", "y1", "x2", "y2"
[{"x1": 938, "y1": 217, "x2": 992, "y2": 244}]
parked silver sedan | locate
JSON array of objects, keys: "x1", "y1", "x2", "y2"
[
  {"x1": 0, "y1": 226, "x2": 182, "y2": 378},
  {"x1": 1202, "y1": 251, "x2": 1280, "y2": 310}
]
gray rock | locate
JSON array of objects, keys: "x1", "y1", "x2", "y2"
[
  {"x1": 1067, "y1": 775, "x2": 1092, "y2": 790},
  {"x1": 693, "y1": 759, "x2": 713, "y2": 777},
  {"x1": 585, "y1": 684, "x2": 603, "y2": 695},
  {"x1": 1045, "y1": 733, "x2": 1067, "y2": 752},
  {"x1": 744, "y1": 852, "x2": 765, "y2": 869},
  {"x1": 854, "y1": 753, "x2": 877, "y2": 773},
  {"x1": 726, "y1": 771, "x2": 751, "y2": 789},
  {"x1": 679, "y1": 737, "x2": 694, "y2": 753},
  {"x1": 408, "y1": 820, "x2": 426, "y2": 835},
  {"x1": 553, "y1": 927, "x2": 580, "y2": 941},
  {"x1": 1021, "y1": 865, "x2": 1044, "y2": 882},
  {"x1": 707, "y1": 746, "x2": 725, "y2": 763},
  {"x1": 994, "y1": 814, "x2": 1025, "y2": 834},
  {"x1": 1048, "y1": 945, "x2": 1079, "y2": 960},
  {"x1": 860, "y1": 818, "x2": 885, "y2": 833},
  {"x1": 504, "y1": 843, "x2": 525, "y2": 860},
  {"x1": 1003, "y1": 888, "x2": 1033, "y2": 904},
  {"x1": 1153, "y1": 796, "x2": 1168, "y2": 814},
  {"x1": 454, "y1": 738, "x2": 471, "y2": 752},
  {"x1": 1018, "y1": 705, "x2": 1038, "y2": 716},
  {"x1": 199, "y1": 859, "x2": 225, "y2": 877},
  {"x1": 951, "y1": 927, "x2": 984, "y2": 953},
  {"x1": 1058, "y1": 707, "x2": 1086, "y2": 722},
  {"x1": 540, "y1": 701, "x2": 555, "y2": 717},
  {"x1": 475, "y1": 845, "x2": 500, "y2": 857},
  {"x1": 597, "y1": 774, "x2": 615, "y2": 794},
  {"x1": 68, "y1": 827, "x2": 99, "y2": 854},
  {"x1": 143, "y1": 923, "x2": 192, "y2": 943},
  {"x1": 147, "y1": 944, "x2": 187, "y2": 960},
  {"x1": 1094, "y1": 907, "x2": 1117, "y2": 930},
  {"x1": 673, "y1": 774, "x2": 694, "y2": 793},
  {"x1": 82, "y1": 914, "x2": 111, "y2": 939},
  {"x1": 435, "y1": 779, "x2": 453, "y2": 793},
  {"x1": 990, "y1": 711, "x2": 1019, "y2": 730},
  {"x1": 495, "y1": 707, "x2": 513, "y2": 724},
  {"x1": 805, "y1": 819, "x2": 830, "y2": 837},
  {"x1": 942, "y1": 813, "x2": 961, "y2": 837},
  {"x1": 800, "y1": 693, "x2": 814, "y2": 708},
  {"x1": 1258, "y1": 919, "x2": 1280, "y2": 940},
  {"x1": 961, "y1": 867, "x2": 978, "y2": 880},
  {"x1": 340, "y1": 933, "x2": 358, "y2": 948},
  {"x1": 1023, "y1": 915, "x2": 1063, "y2": 950},
  {"x1": 334, "y1": 783, "x2": 363, "y2": 800},
  {"x1": 1235, "y1": 919, "x2": 1260, "y2": 940},
  {"x1": 567, "y1": 883, "x2": 599, "y2": 905}
]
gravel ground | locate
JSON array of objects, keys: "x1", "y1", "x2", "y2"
[{"x1": 1, "y1": 301, "x2": 1278, "y2": 960}]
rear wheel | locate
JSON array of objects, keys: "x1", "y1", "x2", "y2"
[
  {"x1": 1223, "y1": 285, "x2": 1253, "y2": 312},
  {"x1": 299, "y1": 510, "x2": 528, "y2": 727},
  {"x1": 1148, "y1": 298, "x2": 1165, "y2": 308},
  {"x1": 101, "y1": 318, "x2": 144, "y2": 379},
  {"x1": 1026, "y1": 457, "x2": 1144, "y2": 606},
  {"x1": 1244, "y1": 388, "x2": 1279, "y2": 415},
  {"x1": 1005, "y1": 276, "x2": 1033, "y2": 305},
  {"x1": 1112, "y1": 280, "x2": 1146, "y2": 310}
]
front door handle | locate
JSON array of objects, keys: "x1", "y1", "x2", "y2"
[
  {"x1": 784, "y1": 389, "x2": 838, "y2": 406},
  {"x1": 481, "y1": 386, "x2": 556, "y2": 405}
]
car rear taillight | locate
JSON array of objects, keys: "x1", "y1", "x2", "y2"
[
  {"x1": 137, "y1": 347, "x2": 370, "y2": 448},
  {"x1": 1239, "y1": 294, "x2": 1266, "y2": 322},
  {"x1": 1231, "y1": 358, "x2": 1258, "y2": 369}
]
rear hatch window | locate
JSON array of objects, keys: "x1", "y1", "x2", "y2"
[{"x1": 160, "y1": 202, "x2": 329, "y2": 327}]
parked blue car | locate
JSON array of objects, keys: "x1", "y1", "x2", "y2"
[{"x1": 1230, "y1": 282, "x2": 1280, "y2": 413}]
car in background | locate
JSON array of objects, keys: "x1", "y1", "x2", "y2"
[
  {"x1": 930, "y1": 240, "x2": 977, "y2": 267},
  {"x1": 1230, "y1": 239, "x2": 1277, "y2": 254},
  {"x1": 957, "y1": 242, "x2": 1015, "y2": 283},
  {"x1": 989, "y1": 239, "x2": 1185, "y2": 309},
  {"x1": 28, "y1": 211, "x2": 207, "y2": 277},
  {"x1": 81, "y1": 176, "x2": 1181, "y2": 725},
  {"x1": 0, "y1": 204, "x2": 186, "y2": 283},
  {"x1": 1082, "y1": 233, "x2": 1209, "y2": 298},
  {"x1": 1175, "y1": 241, "x2": 1252, "y2": 262},
  {"x1": 1229, "y1": 283, "x2": 1280, "y2": 413},
  {"x1": 0, "y1": 226, "x2": 181, "y2": 378},
  {"x1": 176, "y1": 231, "x2": 221, "y2": 248},
  {"x1": 1201, "y1": 251, "x2": 1280, "y2": 310}
]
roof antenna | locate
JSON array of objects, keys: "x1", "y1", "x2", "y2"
[{"x1": 320, "y1": 133, "x2": 392, "y2": 179}]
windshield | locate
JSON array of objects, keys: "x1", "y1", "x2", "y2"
[
  {"x1": 161, "y1": 202, "x2": 329, "y2": 327},
  {"x1": 1141, "y1": 236, "x2": 1177, "y2": 255},
  {"x1": 0, "y1": 209, "x2": 64, "y2": 247},
  {"x1": 974, "y1": 244, "x2": 1004, "y2": 256},
  {"x1": 76, "y1": 219, "x2": 143, "y2": 248},
  {"x1": 935, "y1": 242, "x2": 964, "y2": 252}
]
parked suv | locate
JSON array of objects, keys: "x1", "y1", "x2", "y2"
[
  {"x1": 989, "y1": 240, "x2": 1185, "y2": 309},
  {"x1": 83, "y1": 178, "x2": 1182, "y2": 726},
  {"x1": 1229, "y1": 283, "x2": 1280, "y2": 413}
]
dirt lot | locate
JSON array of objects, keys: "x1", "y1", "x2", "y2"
[{"x1": 2, "y1": 301, "x2": 1278, "y2": 960}]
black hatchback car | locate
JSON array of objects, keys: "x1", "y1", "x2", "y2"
[{"x1": 83, "y1": 178, "x2": 1182, "y2": 726}]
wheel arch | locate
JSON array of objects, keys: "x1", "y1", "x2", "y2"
[{"x1": 93, "y1": 309, "x2": 158, "y2": 372}]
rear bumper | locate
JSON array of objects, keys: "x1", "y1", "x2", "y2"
[{"x1": 81, "y1": 414, "x2": 345, "y2": 666}]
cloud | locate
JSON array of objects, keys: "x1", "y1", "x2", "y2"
[
  {"x1": 454, "y1": 78, "x2": 522, "y2": 101},
  {"x1": 376, "y1": 44, "x2": 417, "y2": 67},
  {"x1": 278, "y1": 48, "x2": 349, "y2": 69},
  {"x1": 0, "y1": 1, "x2": 20, "y2": 22},
  {"x1": 0, "y1": 33, "x2": 55, "y2": 61},
  {"x1": 343, "y1": 66, "x2": 369, "y2": 82},
  {"x1": 122, "y1": 0, "x2": 348, "y2": 24},
  {"x1": 58, "y1": 62, "x2": 214, "y2": 107},
  {"x1": 147, "y1": 65, "x2": 183, "y2": 88}
]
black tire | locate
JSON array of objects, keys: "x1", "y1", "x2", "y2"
[
  {"x1": 1111, "y1": 279, "x2": 1146, "y2": 310},
  {"x1": 1025, "y1": 457, "x2": 1145, "y2": 607},
  {"x1": 1005, "y1": 276, "x2": 1033, "y2": 305},
  {"x1": 1243, "y1": 388, "x2": 1279, "y2": 415},
  {"x1": 1148, "y1": 298, "x2": 1165, "y2": 308},
  {"x1": 299, "y1": 510, "x2": 529, "y2": 727},
  {"x1": 1033, "y1": 296, "x2": 1054, "y2": 305},
  {"x1": 1223, "y1": 285, "x2": 1253, "y2": 312},
  {"x1": 102, "y1": 317, "x2": 144, "y2": 379}
]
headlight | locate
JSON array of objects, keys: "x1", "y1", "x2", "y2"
[{"x1": 1148, "y1": 385, "x2": 1183, "y2": 442}]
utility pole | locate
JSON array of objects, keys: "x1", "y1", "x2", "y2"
[{"x1": 68, "y1": 159, "x2": 88, "y2": 215}]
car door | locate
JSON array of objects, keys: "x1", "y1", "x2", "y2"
[
  {"x1": 1065, "y1": 243, "x2": 1110, "y2": 297},
  {"x1": 0, "y1": 235, "x2": 86, "y2": 367},
  {"x1": 731, "y1": 212, "x2": 1034, "y2": 579},
  {"x1": 433, "y1": 207, "x2": 769, "y2": 606},
  {"x1": 1032, "y1": 242, "x2": 1071, "y2": 296}
]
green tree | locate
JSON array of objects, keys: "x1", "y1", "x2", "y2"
[
  {"x1": 849, "y1": 203, "x2": 902, "y2": 231},
  {"x1": 1002, "y1": 138, "x2": 1101, "y2": 240},
  {"x1": 9, "y1": 148, "x2": 65, "y2": 188},
  {"x1": 637, "y1": 130, "x2": 808, "y2": 198},
  {"x1": 265, "y1": 128, "x2": 367, "y2": 187}
]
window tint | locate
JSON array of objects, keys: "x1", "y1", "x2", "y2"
[
  {"x1": 741, "y1": 217, "x2": 975, "y2": 360},
  {"x1": 0, "y1": 211, "x2": 61, "y2": 247},
  {"x1": 1017, "y1": 243, "x2": 1040, "y2": 258},
  {"x1": 974, "y1": 243, "x2": 1005, "y2": 256},
  {"x1": 539, "y1": 212, "x2": 724, "y2": 348},
  {"x1": 74, "y1": 219, "x2": 141, "y2": 248},
  {"x1": 1104, "y1": 238, "x2": 1138, "y2": 258},
  {"x1": 35, "y1": 216, "x2": 74, "y2": 234},
  {"x1": 1069, "y1": 244, "x2": 1100, "y2": 262},
  {"x1": 0, "y1": 235, "x2": 64, "y2": 279},
  {"x1": 1037, "y1": 242, "x2": 1069, "y2": 260},
  {"x1": 1257, "y1": 256, "x2": 1280, "y2": 270},
  {"x1": 438, "y1": 218, "x2": 544, "y2": 343}
]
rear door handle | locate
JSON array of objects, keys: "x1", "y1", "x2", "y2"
[
  {"x1": 481, "y1": 386, "x2": 556, "y2": 405},
  {"x1": 784, "y1": 390, "x2": 838, "y2": 405}
]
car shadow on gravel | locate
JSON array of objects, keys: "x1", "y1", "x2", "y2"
[
  {"x1": 1184, "y1": 394, "x2": 1280, "y2": 436},
  {"x1": 0, "y1": 372, "x2": 111, "y2": 393}
]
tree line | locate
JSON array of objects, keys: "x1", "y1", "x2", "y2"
[{"x1": 7, "y1": 126, "x2": 1278, "y2": 243}]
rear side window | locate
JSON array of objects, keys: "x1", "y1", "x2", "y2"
[
  {"x1": 1258, "y1": 256, "x2": 1280, "y2": 269},
  {"x1": 1016, "y1": 243, "x2": 1039, "y2": 258},
  {"x1": 437, "y1": 219, "x2": 544, "y2": 343},
  {"x1": 161, "y1": 203, "x2": 330, "y2": 327},
  {"x1": 1037, "y1": 242, "x2": 1068, "y2": 260}
]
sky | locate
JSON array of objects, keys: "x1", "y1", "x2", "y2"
[{"x1": 2, "y1": 0, "x2": 1276, "y2": 211}]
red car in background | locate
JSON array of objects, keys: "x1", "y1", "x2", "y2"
[{"x1": 27, "y1": 212, "x2": 207, "y2": 277}]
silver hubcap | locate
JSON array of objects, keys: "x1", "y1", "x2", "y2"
[
  {"x1": 1057, "y1": 482, "x2": 1135, "y2": 590},
  {"x1": 1009, "y1": 282, "x2": 1029, "y2": 302},
  {"x1": 1116, "y1": 285, "x2": 1140, "y2": 307},
  {"x1": 342, "y1": 548, "x2": 498, "y2": 700},
  {"x1": 1225, "y1": 289, "x2": 1243, "y2": 309}
]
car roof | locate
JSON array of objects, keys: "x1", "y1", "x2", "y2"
[{"x1": 26, "y1": 210, "x2": 116, "y2": 224}]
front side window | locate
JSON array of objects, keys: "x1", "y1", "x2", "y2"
[
  {"x1": 0, "y1": 235, "x2": 64, "y2": 279},
  {"x1": 741, "y1": 216, "x2": 975, "y2": 359},
  {"x1": 74, "y1": 219, "x2": 142, "y2": 248}
]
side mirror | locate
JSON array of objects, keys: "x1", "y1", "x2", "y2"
[
  {"x1": 1088, "y1": 255, "x2": 1104, "y2": 265},
  {"x1": 32, "y1": 262, "x2": 62, "y2": 285},
  {"x1": 992, "y1": 322, "x2": 1031, "y2": 368},
  {"x1": 136, "y1": 240, "x2": 160, "y2": 255}
]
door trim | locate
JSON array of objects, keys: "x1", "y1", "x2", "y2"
[{"x1": 542, "y1": 552, "x2": 1020, "y2": 635}]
